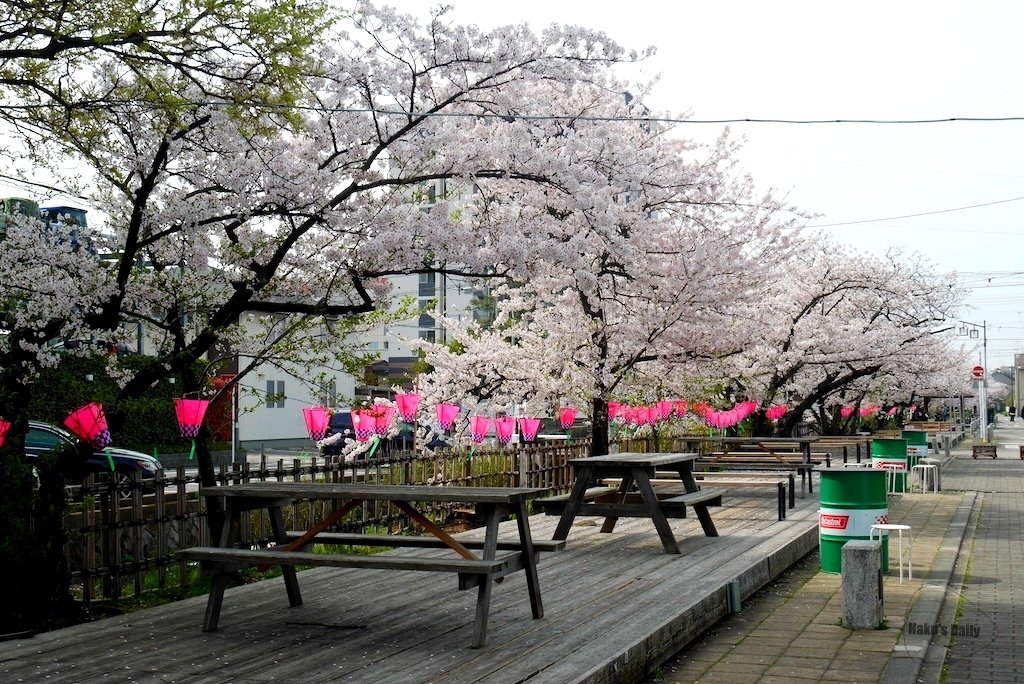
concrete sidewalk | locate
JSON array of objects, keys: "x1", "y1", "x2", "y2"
[{"x1": 649, "y1": 420, "x2": 1024, "y2": 684}]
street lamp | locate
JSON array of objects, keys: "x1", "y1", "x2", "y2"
[{"x1": 959, "y1": 320, "x2": 988, "y2": 442}]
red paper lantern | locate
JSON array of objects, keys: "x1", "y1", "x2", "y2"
[
  {"x1": 64, "y1": 402, "x2": 112, "y2": 449},
  {"x1": 469, "y1": 415, "x2": 493, "y2": 444},
  {"x1": 395, "y1": 393, "x2": 420, "y2": 423},
  {"x1": 494, "y1": 416, "x2": 516, "y2": 445},
  {"x1": 302, "y1": 406, "x2": 330, "y2": 440},
  {"x1": 436, "y1": 403, "x2": 460, "y2": 431},
  {"x1": 558, "y1": 406, "x2": 577, "y2": 430},
  {"x1": 518, "y1": 417, "x2": 541, "y2": 442},
  {"x1": 175, "y1": 398, "x2": 211, "y2": 438},
  {"x1": 0, "y1": 418, "x2": 10, "y2": 449}
]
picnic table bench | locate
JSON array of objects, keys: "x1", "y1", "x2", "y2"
[
  {"x1": 536, "y1": 452, "x2": 724, "y2": 554},
  {"x1": 600, "y1": 469, "x2": 793, "y2": 520},
  {"x1": 179, "y1": 483, "x2": 553, "y2": 648}
]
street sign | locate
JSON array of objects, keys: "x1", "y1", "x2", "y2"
[{"x1": 972, "y1": 365, "x2": 985, "y2": 378}]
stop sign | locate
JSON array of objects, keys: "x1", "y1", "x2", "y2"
[{"x1": 972, "y1": 365, "x2": 985, "y2": 378}]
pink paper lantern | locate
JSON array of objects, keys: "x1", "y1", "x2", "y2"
[
  {"x1": 735, "y1": 401, "x2": 758, "y2": 420},
  {"x1": 372, "y1": 406, "x2": 395, "y2": 436},
  {"x1": 469, "y1": 415, "x2": 493, "y2": 444},
  {"x1": 656, "y1": 400, "x2": 673, "y2": 421},
  {"x1": 674, "y1": 400, "x2": 688, "y2": 417},
  {"x1": 558, "y1": 406, "x2": 577, "y2": 430},
  {"x1": 436, "y1": 403, "x2": 460, "y2": 431},
  {"x1": 301, "y1": 405, "x2": 330, "y2": 440},
  {"x1": 494, "y1": 416, "x2": 516, "y2": 445},
  {"x1": 840, "y1": 406, "x2": 855, "y2": 419},
  {"x1": 175, "y1": 398, "x2": 211, "y2": 438},
  {"x1": 0, "y1": 417, "x2": 10, "y2": 449},
  {"x1": 607, "y1": 401, "x2": 621, "y2": 420},
  {"x1": 395, "y1": 393, "x2": 420, "y2": 423},
  {"x1": 352, "y1": 409, "x2": 375, "y2": 442},
  {"x1": 887, "y1": 406, "x2": 900, "y2": 416},
  {"x1": 64, "y1": 402, "x2": 112, "y2": 449},
  {"x1": 766, "y1": 404, "x2": 789, "y2": 422},
  {"x1": 518, "y1": 417, "x2": 541, "y2": 442}
]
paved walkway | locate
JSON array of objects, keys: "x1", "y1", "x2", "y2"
[{"x1": 649, "y1": 420, "x2": 1024, "y2": 684}]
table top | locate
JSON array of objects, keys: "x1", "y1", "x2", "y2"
[
  {"x1": 568, "y1": 452, "x2": 698, "y2": 467},
  {"x1": 680, "y1": 436, "x2": 820, "y2": 444},
  {"x1": 200, "y1": 482, "x2": 550, "y2": 504}
]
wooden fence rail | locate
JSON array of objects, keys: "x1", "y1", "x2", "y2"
[{"x1": 60, "y1": 440, "x2": 587, "y2": 607}]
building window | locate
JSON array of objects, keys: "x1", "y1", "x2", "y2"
[
  {"x1": 266, "y1": 380, "x2": 285, "y2": 408},
  {"x1": 419, "y1": 330, "x2": 436, "y2": 343}
]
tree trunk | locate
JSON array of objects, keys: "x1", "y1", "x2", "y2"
[
  {"x1": 590, "y1": 397, "x2": 609, "y2": 457},
  {"x1": 0, "y1": 336, "x2": 81, "y2": 632}
]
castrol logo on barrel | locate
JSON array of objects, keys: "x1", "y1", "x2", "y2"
[{"x1": 819, "y1": 513, "x2": 850, "y2": 530}]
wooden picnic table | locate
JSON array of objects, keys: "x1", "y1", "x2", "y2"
[
  {"x1": 537, "y1": 452, "x2": 724, "y2": 554},
  {"x1": 180, "y1": 482, "x2": 553, "y2": 648},
  {"x1": 679, "y1": 436, "x2": 821, "y2": 463}
]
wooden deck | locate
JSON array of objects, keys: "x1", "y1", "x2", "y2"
[{"x1": 0, "y1": 488, "x2": 820, "y2": 684}]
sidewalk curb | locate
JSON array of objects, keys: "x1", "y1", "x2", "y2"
[{"x1": 882, "y1": 490, "x2": 977, "y2": 683}]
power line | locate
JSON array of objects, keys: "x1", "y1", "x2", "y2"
[{"x1": 806, "y1": 195, "x2": 1024, "y2": 228}]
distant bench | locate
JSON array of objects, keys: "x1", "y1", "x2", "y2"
[
  {"x1": 697, "y1": 454, "x2": 824, "y2": 496},
  {"x1": 535, "y1": 485, "x2": 726, "y2": 518},
  {"x1": 598, "y1": 470, "x2": 792, "y2": 520}
]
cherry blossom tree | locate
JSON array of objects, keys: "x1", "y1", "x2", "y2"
[
  {"x1": 411, "y1": 113, "x2": 804, "y2": 455},
  {"x1": 0, "y1": 1, "x2": 664, "y2": 628},
  {"x1": 729, "y1": 244, "x2": 965, "y2": 436}
]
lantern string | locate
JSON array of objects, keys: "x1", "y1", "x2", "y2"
[
  {"x1": 367, "y1": 436, "x2": 381, "y2": 459},
  {"x1": 104, "y1": 448, "x2": 115, "y2": 473},
  {"x1": 188, "y1": 439, "x2": 196, "y2": 461}
]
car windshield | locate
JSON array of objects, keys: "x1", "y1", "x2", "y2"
[{"x1": 27, "y1": 423, "x2": 75, "y2": 450}]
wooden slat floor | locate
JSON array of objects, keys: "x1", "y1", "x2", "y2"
[{"x1": 0, "y1": 488, "x2": 820, "y2": 684}]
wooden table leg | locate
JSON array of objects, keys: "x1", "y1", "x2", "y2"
[
  {"x1": 676, "y1": 463, "x2": 719, "y2": 538},
  {"x1": 268, "y1": 505, "x2": 302, "y2": 608},
  {"x1": 599, "y1": 472, "x2": 633, "y2": 534},
  {"x1": 514, "y1": 501, "x2": 544, "y2": 620},
  {"x1": 202, "y1": 499, "x2": 237, "y2": 632},
  {"x1": 472, "y1": 504, "x2": 501, "y2": 648},
  {"x1": 633, "y1": 469, "x2": 680, "y2": 554},
  {"x1": 552, "y1": 464, "x2": 596, "y2": 541}
]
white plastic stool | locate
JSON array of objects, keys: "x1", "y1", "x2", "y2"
[
  {"x1": 882, "y1": 464, "x2": 906, "y2": 494},
  {"x1": 870, "y1": 523, "x2": 912, "y2": 583},
  {"x1": 911, "y1": 464, "x2": 938, "y2": 493}
]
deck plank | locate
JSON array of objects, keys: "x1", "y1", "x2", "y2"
[{"x1": 0, "y1": 487, "x2": 820, "y2": 684}]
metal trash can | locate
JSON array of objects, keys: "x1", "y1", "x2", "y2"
[
  {"x1": 902, "y1": 429, "x2": 928, "y2": 467},
  {"x1": 871, "y1": 437, "x2": 909, "y2": 491},
  {"x1": 817, "y1": 466, "x2": 889, "y2": 574}
]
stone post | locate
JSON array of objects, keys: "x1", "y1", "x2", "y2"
[{"x1": 842, "y1": 540, "x2": 884, "y2": 629}]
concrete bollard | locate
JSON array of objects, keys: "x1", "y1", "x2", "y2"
[{"x1": 842, "y1": 540, "x2": 884, "y2": 629}]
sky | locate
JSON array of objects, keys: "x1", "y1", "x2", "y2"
[
  {"x1": 4, "y1": 1, "x2": 1023, "y2": 370},
  {"x1": 377, "y1": 0, "x2": 1024, "y2": 371}
]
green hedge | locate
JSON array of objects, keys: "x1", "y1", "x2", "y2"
[{"x1": 26, "y1": 355, "x2": 215, "y2": 452}]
